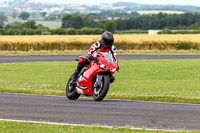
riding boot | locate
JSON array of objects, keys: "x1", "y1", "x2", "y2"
[
  {"x1": 71, "y1": 70, "x2": 79, "y2": 81},
  {"x1": 71, "y1": 63, "x2": 85, "y2": 81}
]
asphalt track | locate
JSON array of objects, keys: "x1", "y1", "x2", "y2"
[
  {"x1": 1, "y1": 55, "x2": 200, "y2": 63},
  {"x1": 0, "y1": 93, "x2": 200, "y2": 130},
  {"x1": 0, "y1": 55, "x2": 200, "y2": 130}
]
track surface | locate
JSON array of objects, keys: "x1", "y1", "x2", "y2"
[
  {"x1": 1, "y1": 55, "x2": 200, "y2": 63},
  {"x1": 0, "y1": 93, "x2": 200, "y2": 130},
  {"x1": 0, "y1": 55, "x2": 200, "y2": 130}
]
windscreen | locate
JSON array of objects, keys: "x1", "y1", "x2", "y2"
[{"x1": 100, "y1": 52, "x2": 113, "y2": 64}]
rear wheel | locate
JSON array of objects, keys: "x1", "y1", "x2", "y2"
[
  {"x1": 93, "y1": 75, "x2": 110, "y2": 101},
  {"x1": 66, "y1": 76, "x2": 80, "y2": 100}
]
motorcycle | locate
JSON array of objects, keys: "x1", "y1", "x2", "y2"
[{"x1": 66, "y1": 53, "x2": 118, "y2": 101}]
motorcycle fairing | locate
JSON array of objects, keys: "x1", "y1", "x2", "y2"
[{"x1": 76, "y1": 63, "x2": 107, "y2": 96}]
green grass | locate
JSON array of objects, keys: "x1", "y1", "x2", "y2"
[
  {"x1": 0, "y1": 51, "x2": 85, "y2": 56},
  {"x1": 0, "y1": 121, "x2": 198, "y2": 133},
  {"x1": 137, "y1": 10, "x2": 185, "y2": 15},
  {"x1": 1, "y1": 50, "x2": 200, "y2": 56},
  {"x1": 35, "y1": 20, "x2": 62, "y2": 28},
  {"x1": 7, "y1": 17, "x2": 61, "y2": 28},
  {"x1": 0, "y1": 59, "x2": 200, "y2": 103}
]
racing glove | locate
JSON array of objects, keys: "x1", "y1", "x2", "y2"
[
  {"x1": 86, "y1": 54, "x2": 99, "y2": 62},
  {"x1": 86, "y1": 54, "x2": 93, "y2": 61}
]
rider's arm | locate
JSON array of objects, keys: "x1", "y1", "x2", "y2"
[
  {"x1": 110, "y1": 45, "x2": 118, "y2": 64},
  {"x1": 85, "y1": 42, "x2": 101, "y2": 56}
]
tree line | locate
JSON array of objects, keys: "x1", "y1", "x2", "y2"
[
  {"x1": 0, "y1": 28, "x2": 104, "y2": 35},
  {"x1": 1, "y1": 12, "x2": 200, "y2": 33},
  {"x1": 61, "y1": 12, "x2": 200, "y2": 31}
]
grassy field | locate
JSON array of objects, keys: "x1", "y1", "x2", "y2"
[
  {"x1": 7, "y1": 17, "x2": 61, "y2": 28},
  {"x1": 137, "y1": 10, "x2": 185, "y2": 15},
  {"x1": 0, "y1": 59, "x2": 200, "y2": 103},
  {"x1": 1, "y1": 49, "x2": 200, "y2": 56},
  {"x1": 35, "y1": 20, "x2": 62, "y2": 28},
  {"x1": 1, "y1": 120, "x2": 198, "y2": 133}
]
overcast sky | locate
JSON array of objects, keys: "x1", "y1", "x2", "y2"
[{"x1": 1, "y1": 0, "x2": 200, "y2": 6}]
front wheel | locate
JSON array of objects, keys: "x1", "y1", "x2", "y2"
[
  {"x1": 93, "y1": 75, "x2": 110, "y2": 101},
  {"x1": 66, "y1": 76, "x2": 80, "y2": 100}
]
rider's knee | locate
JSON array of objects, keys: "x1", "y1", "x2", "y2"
[{"x1": 78, "y1": 57, "x2": 89, "y2": 65}]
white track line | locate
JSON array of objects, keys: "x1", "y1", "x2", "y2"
[{"x1": 0, "y1": 118, "x2": 190, "y2": 132}]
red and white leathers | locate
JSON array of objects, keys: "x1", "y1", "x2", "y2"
[{"x1": 85, "y1": 40, "x2": 118, "y2": 63}]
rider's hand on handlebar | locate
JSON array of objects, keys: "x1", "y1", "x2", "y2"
[
  {"x1": 86, "y1": 54, "x2": 93, "y2": 61},
  {"x1": 86, "y1": 54, "x2": 99, "y2": 62},
  {"x1": 93, "y1": 57, "x2": 99, "y2": 63}
]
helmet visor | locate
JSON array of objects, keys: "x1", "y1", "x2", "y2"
[{"x1": 103, "y1": 39, "x2": 113, "y2": 49}]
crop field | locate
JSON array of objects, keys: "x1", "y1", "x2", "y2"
[
  {"x1": 1, "y1": 34, "x2": 200, "y2": 43},
  {"x1": 0, "y1": 59, "x2": 200, "y2": 104},
  {"x1": 0, "y1": 35, "x2": 200, "y2": 53}
]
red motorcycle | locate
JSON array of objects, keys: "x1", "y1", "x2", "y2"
[{"x1": 66, "y1": 53, "x2": 118, "y2": 101}]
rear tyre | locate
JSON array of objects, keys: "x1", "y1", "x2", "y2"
[
  {"x1": 93, "y1": 75, "x2": 110, "y2": 101},
  {"x1": 66, "y1": 76, "x2": 80, "y2": 100}
]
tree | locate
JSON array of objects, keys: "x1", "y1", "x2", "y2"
[
  {"x1": 5, "y1": 21, "x2": 24, "y2": 29},
  {"x1": 190, "y1": 22, "x2": 200, "y2": 29},
  {"x1": 62, "y1": 14, "x2": 84, "y2": 29},
  {"x1": 104, "y1": 21, "x2": 117, "y2": 33},
  {"x1": 24, "y1": 20, "x2": 37, "y2": 29},
  {"x1": 61, "y1": 14, "x2": 72, "y2": 28},
  {"x1": 0, "y1": 13, "x2": 7, "y2": 29},
  {"x1": 84, "y1": 13, "x2": 99, "y2": 28},
  {"x1": 19, "y1": 12, "x2": 30, "y2": 20},
  {"x1": 115, "y1": 19, "x2": 128, "y2": 30}
]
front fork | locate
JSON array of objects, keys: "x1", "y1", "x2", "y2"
[
  {"x1": 94, "y1": 74, "x2": 103, "y2": 88},
  {"x1": 93, "y1": 74, "x2": 103, "y2": 94}
]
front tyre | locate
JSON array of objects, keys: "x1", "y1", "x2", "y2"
[
  {"x1": 66, "y1": 76, "x2": 80, "y2": 100},
  {"x1": 93, "y1": 75, "x2": 110, "y2": 101}
]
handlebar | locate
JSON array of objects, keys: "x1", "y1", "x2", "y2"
[{"x1": 91, "y1": 57, "x2": 99, "y2": 62}]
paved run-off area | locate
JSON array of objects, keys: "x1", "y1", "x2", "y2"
[
  {"x1": 0, "y1": 93, "x2": 200, "y2": 130},
  {"x1": 1, "y1": 55, "x2": 200, "y2": 63}
]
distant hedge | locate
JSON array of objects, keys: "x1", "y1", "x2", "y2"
[
  {"x1": 115, "y1": 30, "x2": 148, "y2": 34},
  {"x1": 0, "y1": 28, "x2": 104, "y2": 35},
  {"x1": 158, "y1": 29, "x2": 200, "y2": 34}
]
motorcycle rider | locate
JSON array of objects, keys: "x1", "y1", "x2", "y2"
[{"x1": 71, "y1": 31, "x2": 119, "y2": 83}]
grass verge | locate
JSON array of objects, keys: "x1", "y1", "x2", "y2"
[
  {"x1": 0, "y1": 59, "x2": 200, "y2": 104},
  {"x1": 1, "y1": 50, "x2": 200, "y2": 56},
  {"x1": 0, "y1": 120, "x2": 198, "y2": 133}
]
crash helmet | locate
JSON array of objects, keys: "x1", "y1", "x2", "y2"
[{"x1": 101, "y1": 31, "x2": 114, "y2": 49}]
